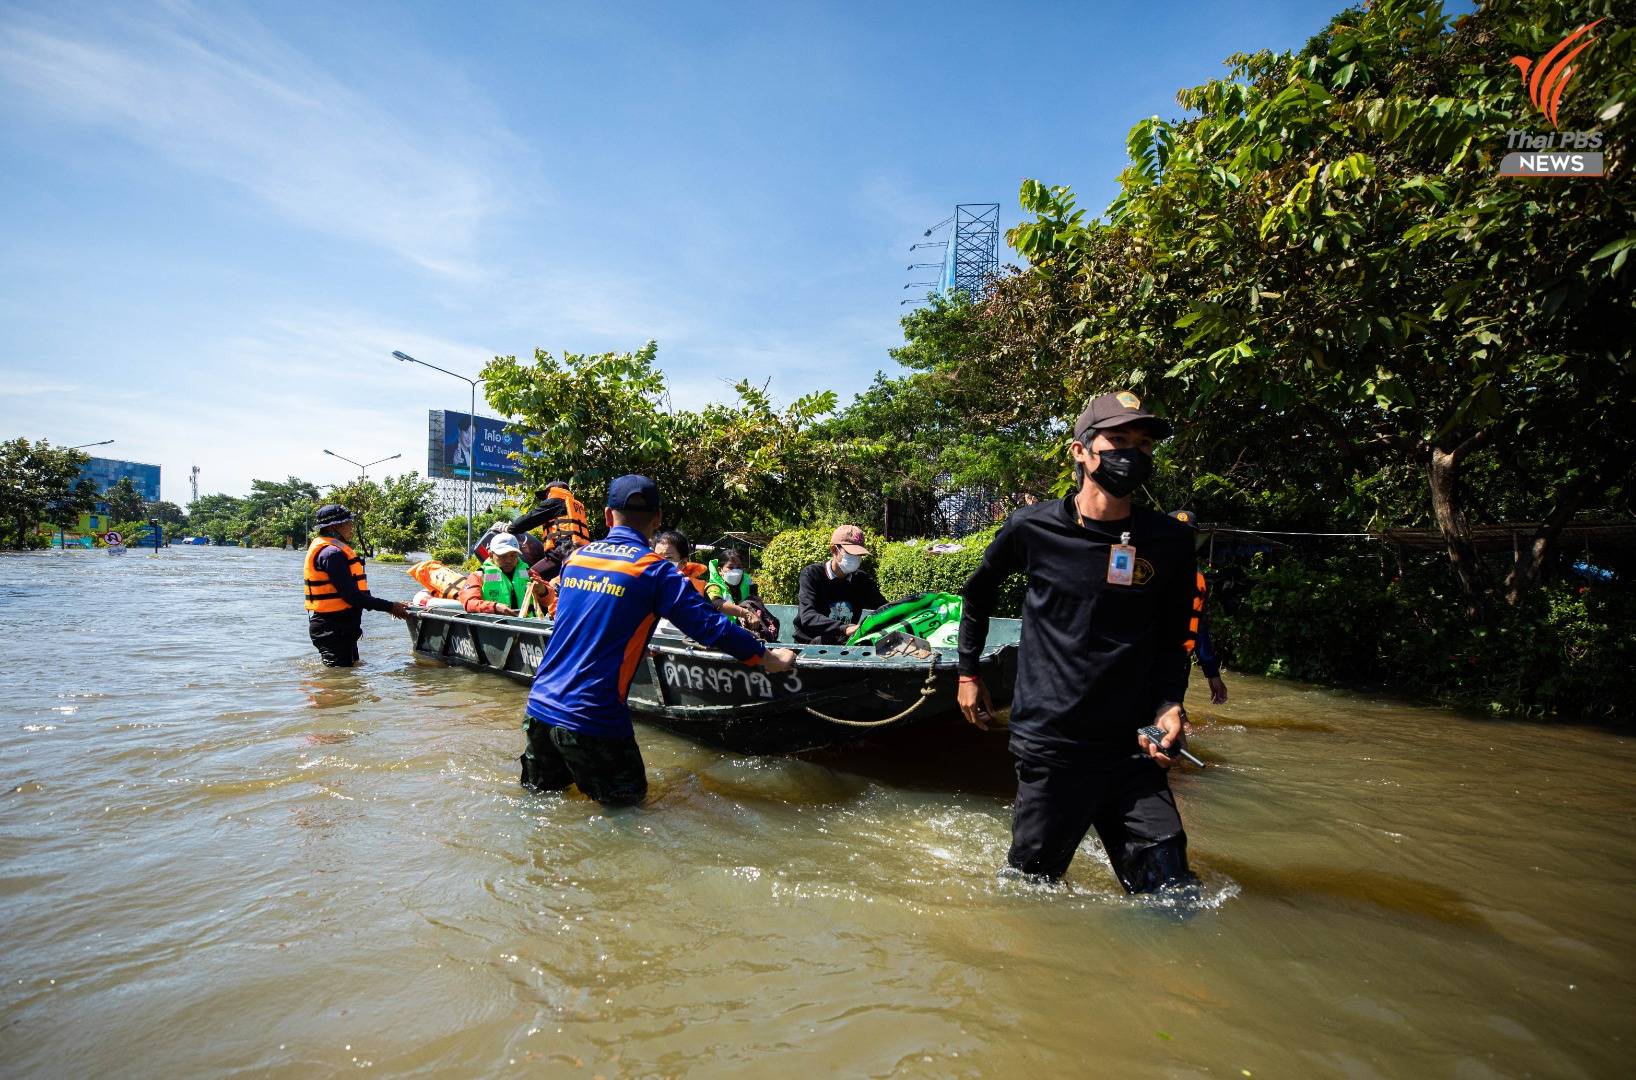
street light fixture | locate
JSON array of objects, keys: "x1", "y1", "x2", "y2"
[
  {"x1": 323, "y1": 448, "x2": 402, "y2": 480},
  {"x1": 68, "y1": 440, "x2": 114, "y2": 450},
  {"x1": 393, "y1": 349, "x2": 478, "y2": 554}
]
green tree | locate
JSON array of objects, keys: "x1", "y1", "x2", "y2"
[
  {"x1": 186, "y1": 493, "x2": 248, "y2": 545},
  {"x1": 481, "y1": 342, "x2": 837, "y2": 539},
  {"x1": 359, "y1": 474, "x2": 435, "y2": 556},
  {"x1": 102, "y1": 476, "x2": 147, "y2": 523},
  {"x1": 0, "y1": 437, "x2": 94, "y2": 548},
  {"x1": 147, "y1": 500, "x2": 188, "y2": 529},
  {"x1": 962, "y1": 0, "x2": 1635, "y2": 616},
  {"x1": 239, "y1": 477, "x2": 322, "y2": 548},
  {"x1": 324, "y1": 478, "x2": 380, "y2": 554}
]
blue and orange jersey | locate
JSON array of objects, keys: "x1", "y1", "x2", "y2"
[{"x1": 526, "y1": 524, "x2": 766, "y2": 737}]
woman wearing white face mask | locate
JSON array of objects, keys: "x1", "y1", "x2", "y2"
[{"x1": 794, "y1": 525, "x2": 887, "y2": 645}]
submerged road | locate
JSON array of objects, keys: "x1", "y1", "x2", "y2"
[{"x1": 2, "y1": 546, "x2": 1633, "y2": 1076}]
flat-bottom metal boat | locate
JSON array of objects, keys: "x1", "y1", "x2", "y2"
[{"x1": 403, "y1": 603, "x2": 1019, "y2": 754}]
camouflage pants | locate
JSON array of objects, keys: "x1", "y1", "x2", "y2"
[{"x1": 520, "y1": 717, "x2": 648, "y2": 807}]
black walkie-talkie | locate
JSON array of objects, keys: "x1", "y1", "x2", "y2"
[{"x1": 1139, "y1": 725, "x2": 1205, "y2": 767}]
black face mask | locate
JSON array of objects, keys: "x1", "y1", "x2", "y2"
[{"x1": 1089, "y1": 446, "x2": 1154, "y2": 498}]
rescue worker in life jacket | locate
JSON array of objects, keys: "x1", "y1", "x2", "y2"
[{"x1": 303, "y1": 503, "x2": 407, "y2": 666}]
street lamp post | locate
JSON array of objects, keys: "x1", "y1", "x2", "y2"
[
  {"x1": 56, "y1": 440, "x2": 114, "y2": 546},
  {"x1": 393, "y1": 349, "x2": 479, "y2": 554},
  {"x1": 322, "y1": 449, "x2": 402, "y2": 481},
  {"x1": 321, "y1": 449, "x2": 401, "y2": 555}
]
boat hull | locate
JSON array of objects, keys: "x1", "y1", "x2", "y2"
[{"x1": 403, "y1": 607, "x2": 1018, "y2": 754}]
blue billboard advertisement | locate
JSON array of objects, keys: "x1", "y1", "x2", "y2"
[
  {"x1": 430, "y1": 410, "x2": 527, "y2": 482},
  {"x1": 81, "y1": 457, "x2": 162, "y2": 503}
]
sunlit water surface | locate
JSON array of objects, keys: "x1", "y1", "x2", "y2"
[{"x1": 2, "y1": 547, "x2": 1632, "y2": 1077}]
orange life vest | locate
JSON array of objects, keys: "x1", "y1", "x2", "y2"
[
  {"x1": 1185, "y1": 570, "x2": 1207, "y2": 653},
  {"x1": 304, "y1": 535, "x2": 370, "y2": 613},
  {"x1": 546, "y1": 485, "x2": 590, "y2": 544},
  {"x1": 681, "y1": 561, "x2": 710, "y2": 595}
]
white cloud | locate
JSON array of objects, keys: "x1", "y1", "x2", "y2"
[{"x1": 0, "y1": 2, "x2": 516, "y2": 276}]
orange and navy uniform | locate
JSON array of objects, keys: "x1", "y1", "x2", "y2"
[
  {"x1": 303, "y1": 536, "x2": 393, "y2": 615},
  {"x1": 525, "y1": 525, "x2": 765, "y2": 738}
]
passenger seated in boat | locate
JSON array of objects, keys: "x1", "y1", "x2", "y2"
[
  {"x1": 653, "y1": 530, "x2": 709, "y2": 595},
  {"x1": 457, "y1": 532, "x2": 530, "y2": 615},
  {"x1": 794, "y1": 524, "x2": 885, "y2": 645},
  {"x1": 705, "y1": 547, "x2": 777, "y2": 640}
]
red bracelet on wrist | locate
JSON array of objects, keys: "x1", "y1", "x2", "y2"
[{"x1": 958, "y1": 674, "x2": 980, "y2": 683}]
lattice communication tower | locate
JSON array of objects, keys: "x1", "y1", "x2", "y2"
[
  {"x1": 941, "y1": 203, "x2": 1000, "y2": 298},
  {"x1": 905, "y1": 203, "x2": 1000, "y2": 306}
]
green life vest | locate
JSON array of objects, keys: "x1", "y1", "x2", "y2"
[
  {"x1": 847, "y1": 591, "x2": 963, "y2": 647},
  {"x1": 480, "y1": 558, "x2": 530, "y2": 608},
  {"x1": 706, "y1": 560, "x2": 753, "y2": 605}
]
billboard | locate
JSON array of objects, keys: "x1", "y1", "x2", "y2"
[
  {"x1": 81, "y1": 457, "x2": 162, "y2": 503},
  {"x1": 427, "y1": 410, "x2": 530, "y2": 482}
]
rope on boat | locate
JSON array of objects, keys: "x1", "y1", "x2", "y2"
[{"x1": 804, "y1": 654, "x2": 941, "y2": 728}]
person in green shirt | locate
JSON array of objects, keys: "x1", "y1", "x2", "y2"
[{"x1": 458, "y1": 532, "x2": 532, "y2": 615}]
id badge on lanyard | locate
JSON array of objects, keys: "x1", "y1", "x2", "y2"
[{"x1": 1107, "y1": 531, "x2": 1136, "y2": 586}]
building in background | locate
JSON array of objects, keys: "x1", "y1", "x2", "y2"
[{"x1": 80, "y1": 457, "x2": 162, "y2": 513}]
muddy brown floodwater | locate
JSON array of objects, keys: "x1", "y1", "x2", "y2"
[{"x1": 2, "y1": 546, "x2": 1633, "y2": 1077}]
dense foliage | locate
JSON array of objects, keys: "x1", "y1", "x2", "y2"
[
  {"x1": 757, "y1": 524, "x2": 1025, "y2": 615},
  {"x1": 0, "y1": 437, "x2": 95, "y2": 549},
  {"x1": 985, "y1": 0, "x2": 1632, "y2": 617},
  {"x1": 481, "y1": 343, "x2": 839, "y2": 542},
  {"x1": 326, "y1": 473, "x2": 437, "y2": 555},
  {"x1": 1212, "y1": 552, "x2": 1633, "y2": 720},
  {"x1": 181, "y1": 473, "x2": 436, "y2": 552}
]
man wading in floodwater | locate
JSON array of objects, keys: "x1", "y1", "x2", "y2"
[
  {"x1": 520, "y1": 475, "x2": 798, "y2": 806},
  {"x1": 958, "y1": 392, "x2": 1201, "y2": 893},
  {"x1": 302, "y1": 503, "x2": 407, "y2": 667}
]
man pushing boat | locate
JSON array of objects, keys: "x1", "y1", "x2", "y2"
[{"x1": 520, "y1": 474, "x2": 798, "y2": 806}]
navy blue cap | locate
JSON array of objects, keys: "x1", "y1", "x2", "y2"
[
  {"x1": 316, "y1": 503, "x2": 354, "y2": 526},
  {"x1": 607, "y1": 474, "x2": 660, "y2": 511}
]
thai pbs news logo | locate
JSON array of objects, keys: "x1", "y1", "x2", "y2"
[{"x1": 1500, "y1": 20, "x2": 1610, "y2": 178}]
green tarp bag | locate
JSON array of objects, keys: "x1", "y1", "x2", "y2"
[{"x1": 847, "y1": 591, "x2": 963, "y2": 648}]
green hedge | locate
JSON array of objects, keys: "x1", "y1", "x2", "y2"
[
  {"x1": 758, "y1": 526, "x2": 884, "y2": 604},
  {"x1": 758, "y1": 524, "x2": 1024, "y2": 616},
  {"x1": 1211, "y1": 552, "x2": 1634, "y2": 721},
  {"x1": 431, "y1": 546, "x2": 468, "y2": 566},
  {"x1": 375, "y1": 552, "x2": 407, "y2": 563}
]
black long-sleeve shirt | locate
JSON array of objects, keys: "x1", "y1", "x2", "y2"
[
  {"x1": 312, "y1": 546, "x2": 395, "y2": 613},
  {"x1": 959, "y1": 498, "x2": 1197, "y2": 763},
  {"x1": 794, "y1": 562, "x2": 886, "y2": 644}
]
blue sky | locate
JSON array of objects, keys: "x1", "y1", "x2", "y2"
[{"x1": 0, "y1": 0, "x2": 1342, "y2": 505}]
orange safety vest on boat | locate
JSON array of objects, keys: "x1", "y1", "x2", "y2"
[
  {"x1": 303, "y1": 536, "x2": 370, "y2": 613},
  {"x1": 545, "y1": 484, "x2": 590, "y2": 544}
]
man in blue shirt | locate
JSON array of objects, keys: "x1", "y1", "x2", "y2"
[{"x1": 520, "y1": 475, "x2": 797, "y2": 805}]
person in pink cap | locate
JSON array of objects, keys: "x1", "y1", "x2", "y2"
[{"x1": 794, "y1": 524, "x2": 887, "y2": 644}]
